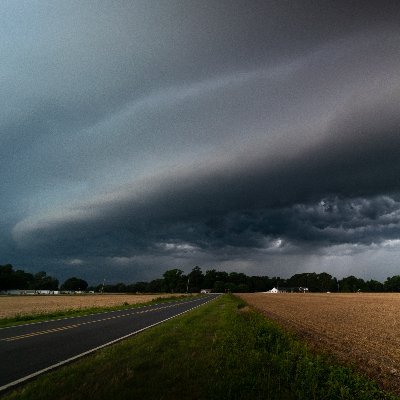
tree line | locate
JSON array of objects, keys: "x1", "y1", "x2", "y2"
[
  {"x1": 94, "y1": 267, "x2": 400, "y2": 293},
  {"x1": 0, "y1": 264, "x2": 88, "y2": 292},
  {"x1": 2, "y1": 263, "x2": 400, "y2": 293}
]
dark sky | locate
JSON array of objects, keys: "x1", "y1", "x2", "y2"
[{"x1": 2, "y1": 1, "x2": 400, "y2": 284}]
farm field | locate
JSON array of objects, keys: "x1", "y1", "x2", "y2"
[
  {"x1": 0, "y1": 293, "x2": 185, "y2": 319},
  {"x1": 238, "y1": 292, "x2": 400, "y2": 395}
]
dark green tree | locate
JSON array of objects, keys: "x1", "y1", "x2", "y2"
[
  {"x1": 316, "y1": 272, "x2": 337, "y2": 292},
  {"x1": 288, "y1": 272, "x2": 337, "y2": 292},
  {"x1": 338, "y1": 276, "x2": 366, "y2": 292},
  {"x1": 228, "y1": 272, "x2": 248, "y2": 285},
  {"x1": 215, "y1": 271, "x2": 229, "y2": 282},
  {"x1": 31, "y1": 271, "x2": 59, "y2": 290},
  {"x1": 203, "y1": 269, "x2": 218, "y2": 289},
  {"x1": 365, "y1": 279, "x2": 384, "y2": 292},
  {"x1": 15, "y1": 269, "x2": 34, "y2": 289},
  {"x1": 248, "y1": 276, "x2": 274, "y2": 292},
  {"x1": 0, "y1": 264, "x2": 17, "y2": 290},
  {"x1": 147, "y1": 279, "x2": 164, "y2": 293},
  {"x1": 61, "y1": 277, "x2": 88, "y2": 291},
  {"x1": 236, "y1": 283, "x2": 250, "y2": 292},
  {"x1": 213, "y1": 281, "x2": 226, "y2": 293},
  {"x1": 129, "y1": 281, "x2": 148, "y2": 293},
  {"x1": 0, "y1": 264, "x2": 34, "y2": 290},
  {"x1": 224, "y1": 282, "x2": 238, "y2": 293},
  {"x1": 163, "y1": 269, "x2": 185, "y2": 293},
  {"x1": 384, "y1": 275, "x2": 400, "y2": 292},
  {"x1": 188, "y1": 266, "x2": 204, "y2": 292}
]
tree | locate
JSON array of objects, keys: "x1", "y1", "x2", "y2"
[
  {"x1": 215, "y1": 271, "x2": 229, "y2": 282},
  {"x1": 203, "y1": 269, "x2": 218, "y2": 289},
  {"x1": 384, "y1": 275, "x2": 400, "y2": 292},
  {"x1": 1, "y1": 264, "x2": 18, "y2": 290},
  {"x1": 31, "y1": 271, "x2": 59, "y2": 290},
  {"x1": 248, "y1": 276, "x2": 274, "y2": 292},
  {"x1": 0, "y1": 264, "x2": 34, "y2": 290},
  {"x1": 229, "y1": 272, "x2": 248, "y2": 285},
  {"x1": 316, "y1": 272, "x2": 337, "y2": 292},
  {"x1": 188, "y1": 266, "x2": 204, "y2": 292},
  {"x1": 129, "y1": 281, "x2": 148, "y2": 293},
  {"x1": 202, "y1": 269, "x2": 230, "y2": 289},
  {"x1": 236, "y1": 283, "x2": 250, "y2": 292},
  {"x1": 163, "y1": 269, "x2": 185, "y2": 293},
  {"x1": 15, "y1": 269, "x2": 34, "y2": 289},
  {"x1": 224, "y1": 282, "x2": 237, "y2": 293},
  {"x1": 365, "y1": 279, "x2": 384, "y2": 292},
  {"x1": 338, "y1": 276, "x2": 365, "y2": 293},
  {"x1": 61, "y1": 277, "x2": 88, "y2": 291},
  {"x1": 213, "y1": 281, "x2": 225, "y2": 293},
  {"x1": 114, "y1": 283, "x2": 127, "y2": 293},
  {"x1": 147, "y1": 279, "x2": 164, "y2": 293}
]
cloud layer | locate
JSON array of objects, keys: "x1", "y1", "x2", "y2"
[{"x1": 2, "y1": 1, "x2": 400, "y2": 282}]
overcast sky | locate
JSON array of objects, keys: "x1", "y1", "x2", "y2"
[{"x1": 2, "y1": 1, "x2": 400, "y2": 284}]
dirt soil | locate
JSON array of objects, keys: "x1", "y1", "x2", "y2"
[
  {"x1": 238, "y1": 293, "x2": 400, "y2": 395},
  {"x1": 0, "y1": 294, "x2": 185, "y2": 319}
]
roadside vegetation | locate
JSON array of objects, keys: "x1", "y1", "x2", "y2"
[
  {"x1": 239, "y1": 292, "x2": 400, "y2": 394},
  {"x1": 3, "y1": 294, "x2": 398, "y2": 400}
]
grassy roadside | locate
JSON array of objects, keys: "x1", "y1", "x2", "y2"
[
  {"x1": 0, "y1": 294, "x2": 195, "y2": 329},
  {"x1": 3, "y1": 294, "x2": 398, "y2": 400}
]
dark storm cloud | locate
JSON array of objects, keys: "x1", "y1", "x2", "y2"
[
  {"x1": 3, "y1": 1, "x2": 400, "y2": 281},
  {"x1": 13, "y1": 93, "x2": 400, "y2": 256}
]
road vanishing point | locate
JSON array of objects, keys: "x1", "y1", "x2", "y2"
[{"x1": 0, "y1": 294, "x2": 220, "y2": 393}]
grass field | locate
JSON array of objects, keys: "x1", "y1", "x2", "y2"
[
  {"x1": 2, "y1": 294, "x2": 398, "y2": 400},
  {"x1": 239, "y1": 293, "x2": 400, "y2": 395}
]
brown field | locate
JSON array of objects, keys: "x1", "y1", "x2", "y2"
[
  {"x1": 239, "y1": 292, "x2": 400, "y2": 395},
  {"x1": 0, "y1": 293, "x2": 186, "y2": 319}
]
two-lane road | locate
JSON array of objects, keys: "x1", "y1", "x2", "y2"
[{"x1": 0, "y1": 294, "x2": 220, "y2": 392}]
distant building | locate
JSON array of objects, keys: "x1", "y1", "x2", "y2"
[
  {"x1": 0, "y1": 290, "x2": 61, "y2": 295},
  {"x1": 37, "y1": 290, "x2": 51, "y2": 295},
  {"x1": 263, "y1": 287, "x2": 309, "y2": 294}
]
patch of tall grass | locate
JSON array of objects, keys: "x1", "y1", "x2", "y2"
[{"x1": 210, "y1": 296, "x2": 396, "y2": 399}]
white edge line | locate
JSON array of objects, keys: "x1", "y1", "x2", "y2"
[{"x1": 0, "y1": 294, "x2": 220, "y2": 393}]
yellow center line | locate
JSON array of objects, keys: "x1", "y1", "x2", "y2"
[
  {"x1": 2, "y1": 325, "x2": 80, "y2": 341},
  {"x1": 0, "y1": 301, "x2": 186, "y2": 342}
]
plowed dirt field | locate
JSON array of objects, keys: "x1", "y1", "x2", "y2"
[
  {"x1": 0, "y1": 294, "x2": 186, "y2": 319},
  {"x1": 239, "y1": 293, "x2": 400, "y2": 395}
]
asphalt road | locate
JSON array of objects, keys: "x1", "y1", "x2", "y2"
[{"x1": 0, "y1": 294, "x2": 220, "y2": 392}]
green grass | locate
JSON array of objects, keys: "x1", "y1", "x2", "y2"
[
  {"x1": 2, "y1": 295, "x2": 398, "y2": 400},
  {"x1": 0, "y1": 294, "x2": 195, "y2": 329}
]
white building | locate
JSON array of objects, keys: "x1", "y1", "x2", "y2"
[{"x1": 265, "y1": 287, "x2": 279, "y2": 293}]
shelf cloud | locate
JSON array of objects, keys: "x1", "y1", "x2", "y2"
[{"x1": 2, "y1": 1, "x2": 400, "y2": 282}]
